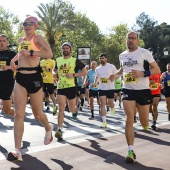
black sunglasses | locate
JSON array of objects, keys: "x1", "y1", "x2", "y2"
[{"x1": 23, "y1": 22, "x2": 34, "y2": 26}]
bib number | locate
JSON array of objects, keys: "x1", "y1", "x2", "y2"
[
  {"x1": 100, "y1": 78, "x2": 108, "y2": 84},
  {"x1": 124, "y1": 72, "x2": 138, "y2": 84}
]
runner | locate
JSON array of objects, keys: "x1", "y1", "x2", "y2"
[
  {"x1": 85, "y1": 61, "x2": 100, "y2": 120},
  {"x1": 114, "y1": 77, "x2": 122, "y2": 108},
  {"x1": 0, "y1": 34, "x2": 16, "y2": 117},
  {"x1": 54, "y1": 42, "x2": 87, "y2": 140},
  {"x1": 92, "y1": 53, "x2": 117, "y2": 128},
  {"x1": 149, "y1": 72, "x2": 161, "y2": 130},
  {"x1": 40, "y1": 58, "x2": 57, "y2": 115},
  {"x1": 111, "y1": 31, "x2": 160, "y2": 163},
  {"x1": 160, "y1": 63, "x2": 170, "y2": 121},
  {"x1": 7, "y1": 16, "x2": 53, "y2": 161}
]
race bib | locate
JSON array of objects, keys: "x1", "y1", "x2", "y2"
[
  {"x1": 94, "y1": 84, "x2": 98, "y2": 88},
  {"x1": 19, "y1": 41, "x2": 32, "y2": 51},
  {"x1": 100, "y1": 78, "x2": 108, "y2": 84},
  {"x1": 0, "y1": 61, "x2": 6, "y2": 71},
  {"x1": 124, "y1": 72, "x2": 138, "y2": 84},
  {"x1": 150, "y1": 83, "x2": 158, "y2": 90},
  {"x1": 167, "y1": 80, "x2": 170, "y2": 86},
  {"x1": 59, "y1": 69, "x2": 71, "y2": 77}
]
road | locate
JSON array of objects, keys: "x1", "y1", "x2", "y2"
[{"x1": 0, "y1": 99, "x2": 169, "y2": 170}]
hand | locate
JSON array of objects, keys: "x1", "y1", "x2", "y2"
[
  {"x1": 108, "y1": 74, "x2": 115, "y2": 82},
  {"x1": 65, "y1": 73, "x2": 74, "y2": 78},
  {"x1": 131, "y1": 70, "x2": 144, "y2": 78},
  {"x1": 91, "y1": 83, "x2": 95, "y2": 88},
  {"x1": 1, "y1": 65, "x2": 8, "y2": 71},
  {"x1": 19, "y1": 49, "x2": 30, "y2": 57}
]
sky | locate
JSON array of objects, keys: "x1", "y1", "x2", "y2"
[{"x1": 0, "y1": 0, "x2": 170, "y2": 34}]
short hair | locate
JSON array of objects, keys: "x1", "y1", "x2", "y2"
[
  {"x1": 0, "y1": 34, "x2": 8, "y2": 41},
  {"x1": 126, "y1": 31, "x2": 139, "y2": 39},
  {"x1": 99, "y1": 53, "x2": 107, "y2": 58},
  {"x1": 167, "y1": 63, "x2": 170, "y2": 67}
]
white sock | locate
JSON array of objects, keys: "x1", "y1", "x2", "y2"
[
  {"x1": 128, "y1": 145, "x2": 133, "y2": 151},
  {"x1": 102, "y1": 116, "x2": 106, "y2": 122}
]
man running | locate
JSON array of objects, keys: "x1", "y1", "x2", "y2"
[
  {"x1": 86, "y1": 61, "x2": 100, "y2": 120},
  {"x1": 92, "y1": 53, "x2": 117, "y2": 128},
  {"x1": 41, "y1": 58, "x2": 57, "y2": 115},
  {"x1": 160, "y1": 63, "x2": 170, "y2": 121},
  {"x1": 111, "y1": 31, "x2": 160, "y2": 163},
  {"x1": 0, "y1": 34, "x2": 16, "y2": 116},
  {"x1": 55, "y1": 42, "x2": 87, "y2": 140}
]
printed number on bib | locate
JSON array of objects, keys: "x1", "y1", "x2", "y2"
[
  {"x1": 100, "y1": 78, "x2": 108, "y2": 84},
  {"x1": 124, "y1": 72, "x2": 138, "y2": 84},
  {"x1": 0, "y1": 61, "x2": 6, "y2": 71},
  {"x1": 150, "y1": 83, "x2": 158, "y2": 90},
  {"x1": 167, "y1": 80, "x2": 170, "y2": 86}
]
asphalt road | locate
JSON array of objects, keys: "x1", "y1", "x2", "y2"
[{"x1": 0, "y1": 99, "x2": 169, "y2": 170}]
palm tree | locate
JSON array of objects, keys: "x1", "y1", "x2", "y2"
[{"x1": 35, "y1": 0, "x2": 75, "y2": 51}]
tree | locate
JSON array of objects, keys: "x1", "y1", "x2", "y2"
[
  {"x1": 0, "y1": 6, "x2": 19, "y2": 44},
  {"x1": 35, "y1": 0, "x2": 76, "y2": 52},
  {"x1": 98, "y1": 24, "x2": 129, "y2": 68}
]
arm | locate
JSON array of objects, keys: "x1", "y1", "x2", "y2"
[
  {"x1": 109, "y1": 67, "x2": 123, "y2": 82},
  {"x1": 74, "y1": 67, "x2": 87, "y2": 77},
  {"x1": 18, "y1": 35, "x2": 53, "y2": 59},
  {"x1": 132, "y1": 61, "x2": 160, "y2": 78},
  {"x1": 10, "y1": 54, "x2": 19, "y2": 71}
]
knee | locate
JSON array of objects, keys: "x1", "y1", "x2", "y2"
[
  {"x1": 15, "y1": 110, "x2": 25, "y2": 119},
  {"x1": 126, "y1": 117, "x2": 134, "y2": 126}
]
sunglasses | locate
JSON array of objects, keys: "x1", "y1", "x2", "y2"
[{"x1": 23, "y1": 22, "x2": 34, "y2": 26}]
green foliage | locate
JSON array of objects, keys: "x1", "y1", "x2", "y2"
[
  {"x1": 0, "y1": 6, "x2": 19, "y2": 44},
  {"x1": 35, "y1": 0, "x2": 75, "y2": 51}
]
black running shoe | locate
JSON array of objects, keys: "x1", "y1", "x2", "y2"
[
  {"x1": 151, "y1": 124, "x2": 156, "y2": 130},
  {"x1": 55, "y1": 129, "x2": 63, "y2": 140}
]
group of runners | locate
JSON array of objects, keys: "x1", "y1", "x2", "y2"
[{"x1": 0, "y1": 15, "x2": 170, "y2": 164}]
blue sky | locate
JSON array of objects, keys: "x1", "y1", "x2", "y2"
[{"x1": 0, "y1": 0, "x2": 169, "y2": 33}]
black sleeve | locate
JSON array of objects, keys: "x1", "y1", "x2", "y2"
[
  {"x1": 75, "y1": 59, "x2": 85, "y2": 73},
  {"x1": 55, "y1": 61, "x2": 58, "y2": 69}
]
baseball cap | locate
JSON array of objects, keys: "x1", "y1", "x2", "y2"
[{"x1": 61, "y1": 42, "x2": 72, "y2": 49}]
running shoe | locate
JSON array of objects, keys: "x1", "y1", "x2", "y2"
[
  {"x1": 100, "y1": 122, "x2": 107, "y2": 128},
  {"x1": 110, "y1": 108, "x2": 115, "y2": 115},
  {"x1": 79, "y1": 106, "x2": 83, "y2": 111},
  {"x1": 125, "y1": 150, "x2": 136, "y2": 163},
  {"x1": 46, "y1": 106, "x2": 50, "y2": 112},
  {"x1": 44, "y1": 123, "x2": 53, "y2": 145},
  {"x1": 7, "y1": 149, "x2": 23, "y2": 161},
  {"x1": 53, "y1": 106, "x2": 58, "y2": 116},
  {"x1": 89, "y1": 117, "x2": 94, "y2": 120},
  {"x1": 72, "y1": 112, "x2": 78, "y2": 119},
  {"x1": 55, "y1": 129, "x2": 63, "y2": 140},
  {"x1": 106, "y1": 105, "x2": 110, "y2": 112},
  {"x1": 151, "y1": 124, "x2": 156, "y2": 130}
]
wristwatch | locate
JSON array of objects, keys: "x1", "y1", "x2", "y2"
[{"x1": 30, "y1": 50, "x2": 34, "y2": 56}]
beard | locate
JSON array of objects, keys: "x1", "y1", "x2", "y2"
[
  {"x1": 63, "y1": 51, "x2": 70, "y2": 56},
  {"x1": 100, "y1": 61, "x2": 106, "y2": 65}
]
